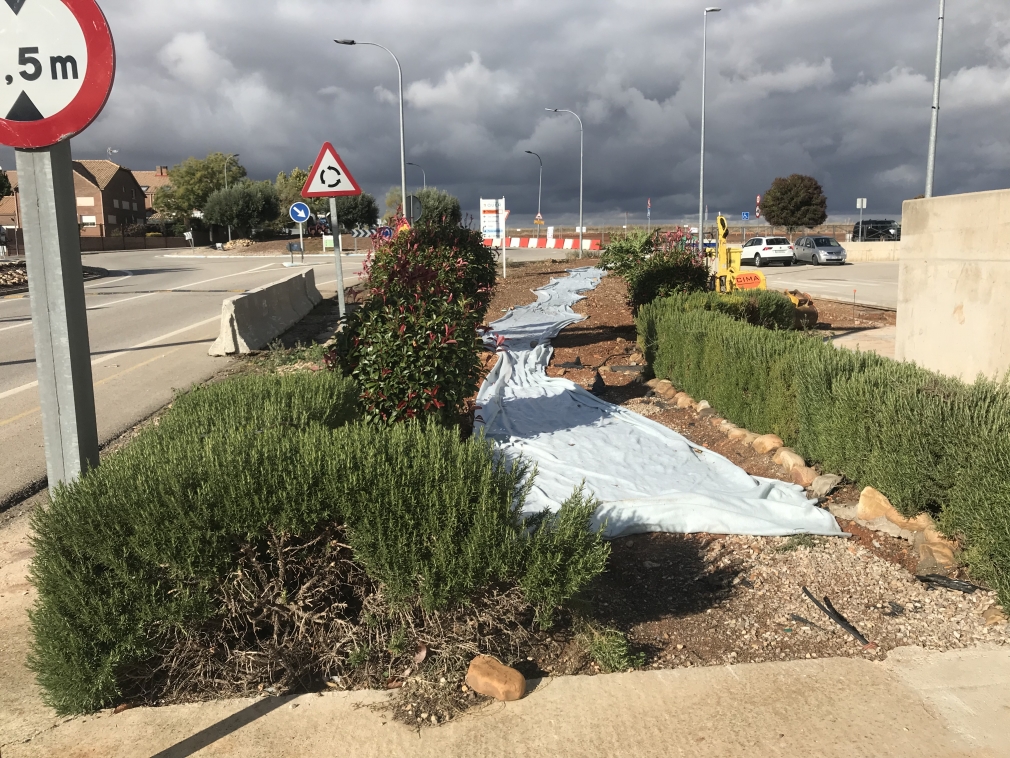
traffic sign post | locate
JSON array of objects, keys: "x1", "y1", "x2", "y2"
[
  {"x1": 856, "y1": 198, "x2": 868, "y2": 242},
  {"x1": 2, "y1": 0, "x2": 117, "y2": 489},
  {"x1": 300, "y1": 143, "x2": 362, "y2": 317},
  {"x1": 289, "y1": 202, "x2": 310, "y2": 266}
]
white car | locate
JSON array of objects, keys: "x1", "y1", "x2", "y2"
[{"x1": 741, "y1": 236, "x2": 795, "y2": 267}]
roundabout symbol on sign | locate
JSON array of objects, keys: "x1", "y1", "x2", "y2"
[{"x1": 0, "y1": 0, "x2": 116, "y2": 149}]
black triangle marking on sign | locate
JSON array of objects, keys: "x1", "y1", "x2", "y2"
[
  {"x1": 4, "y1": 0, "x2": 28, "y2": 15},
  {"x1": 6, "y1": 91, "x2": 44, "y2": 122}
]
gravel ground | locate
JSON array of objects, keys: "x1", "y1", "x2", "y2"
[{"x1": 0, "y1": 260, "x2": 27, "y2": 291}]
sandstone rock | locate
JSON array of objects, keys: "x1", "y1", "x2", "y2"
[
  {"x1": 791, "y1": 466, "x2": 818, "y2": 488},
  {"x1": 741, "y1": 432, "x2": 759, "y2": 446},
  {"x1": 645, "y1": 378, "x2": 661, "y2": 389},
  {"x1": 857, "y1": 516, "x2": 915, "y2": 542},
  {"x1": 752, "y1": 434, "x2": 784, "y2": 454},
  {"x1": 983, "y1": 606, "x2": 1008, "y2": 626},
  {"x1": 917, "y1": 542, "x2": 957, "y2": 573},
  {"x1": 773, "y1": 448, "x2": 806, "y2": 472},
  {"x1": 695, "y1": 400, "x2": 712, "y2": 411},
  {"x1": 658, "y1": 385, "x2": 679, "y2": 400},
  {"x1": 465, "y1": 656, "x2": 526, "y2": 702},
  {"x1": 709, "y1": 416, "x2": 725, "y2": 428},
  {"x1": 810, "y1": 474, "x2": 843, "y2": 499},
  {"x1": 720, "y1": 419, "x2": 738, "y2": 430},
  {"x1": 856, "y1": 488, "x2": 934, "y2": 533},
  {"x1": 727, "y1": 428, "x2": 750, "y2": 442},
  {"x1": 827, "y1": 502, "x2": 859, "y2": 521},
  {"x1": 656, "y1": 379, "x2": 673, "y2": 391},
  {"x1": 675, "y1": 394, "x2": 695, "y2": 409}
]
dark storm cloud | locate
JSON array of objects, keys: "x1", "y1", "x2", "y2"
[{"x1": 7, "y1": 0, "x2": 1007, "y2": 224}]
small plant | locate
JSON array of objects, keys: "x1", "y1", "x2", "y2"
[
  {"x1": 601, "y1": 228, "x2": 709, "y2": 311},
  {"x1": 580, "y1": 626, "x2": 645, "y2": 673},
  {"x1": 777, "y1": 534, "x2": 817, "y2": 552}
]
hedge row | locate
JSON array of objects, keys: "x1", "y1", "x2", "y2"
[
  {"x1": 653, "y1": 290, "x2": 796, "y2": 331},
  {"x1": 637, "y1": 301, "x2": 1010, "y2": 604},
  {"x1": 29, "y1": 372, "x2": 607, "y2": 714}
]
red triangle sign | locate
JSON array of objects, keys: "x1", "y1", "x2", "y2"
[{"x1": 301, "y1": 143, "x2": 362, "y2": 198}]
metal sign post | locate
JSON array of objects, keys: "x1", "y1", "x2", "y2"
[
  {"x1": 329, "y1": 198, "x2": 346, "y2": 318},
  {"x1": 857, "y1": 198, "x2": 867, "y2": 241},
  {"x1": 300, "y1": 143, "x2": 362, "y2": 318},
  {"x1": 1, "y1": 0, "x2": 117, "y2": 488}
]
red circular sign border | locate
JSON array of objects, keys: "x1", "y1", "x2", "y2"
[{"x1": 0, "y1": 0, "x2": 116, "y2": 149}]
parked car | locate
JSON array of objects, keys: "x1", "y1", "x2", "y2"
[
  {"x1": 794, "y1": 236, "x2": 847, "y2": 265},
  {"x1": 740, "y1": 236, "x2": 794, "y2": 267},
  {"x1": 852, "y1": 219, "x2": 901, "y2": 242}
]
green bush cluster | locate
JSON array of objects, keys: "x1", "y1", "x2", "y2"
[
  {"x1": 637, "y1": 303, "x2": 1010, "y2": 604},
  {"x1": 330, "y1": 217, "x2": 496, "y2": 423},
  {"x1": 30, "y1": 373, "x2": 606, "y2": 714},
  {"x1": 601, "y1": 229, "x2": 709, "y2": 311},
  {"x1": 655, "y1": 290, "x2": 796, "y2": 330}
]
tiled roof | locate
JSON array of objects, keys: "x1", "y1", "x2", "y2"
[
  {"x1": 74, "y1": 160, "x2": 122, "y2": 189},
  {"x1": 133, "y1": 170, "x2": 172, "y2": 193}
]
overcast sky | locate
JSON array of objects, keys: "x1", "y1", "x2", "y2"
[{"x1": 4, "y1": 0, "x2": 1009, "y2": 224}]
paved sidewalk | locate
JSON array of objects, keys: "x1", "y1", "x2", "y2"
[{"x1": 831, "y1": 325, "x2": 896, "y2": 359}]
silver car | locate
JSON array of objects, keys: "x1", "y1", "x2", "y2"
[{"x1": 794, "y1": 236, "x2": 847, "y2": 265}]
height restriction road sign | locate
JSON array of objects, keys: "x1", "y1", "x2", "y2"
[
  {"x1": 0, "y1": 0, "x2": 116, "y2": 148},
  {"x1": 301, "y1": 142, "x2": 362, "y2": 198}
]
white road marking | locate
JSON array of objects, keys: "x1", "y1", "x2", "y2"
[{"x1": 0, "y1": 314, "x2": 222, "y2": 401}]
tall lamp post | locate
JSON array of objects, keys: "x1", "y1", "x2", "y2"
[
  {"x1": 699, "y1": 7, "x2": 721, "y2": 256},
  {"x1": 335, "y1": 39, "x2": 407, "y2": 217},
  {"x1": 525, "y1": 150, "x2": 543, "y2": 238},
  {"x1": 925, "y1": 0, "x2": 945, "y2": 198},
  {"x1": 546, "y1": 108, "x2": 583, "y2": 257},
  {"x1": 406, "y1": 162, "x2": 426, "y2": 190},
  {"x1": 223, "y1": 153, "x2": 239, "y2": 244}
]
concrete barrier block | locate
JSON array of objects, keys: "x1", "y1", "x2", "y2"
[{"x1": 208, "y1": 269, "x2": 322, "y2": 356}]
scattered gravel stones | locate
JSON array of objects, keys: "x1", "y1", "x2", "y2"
[
  {"x1": 617, "y1": 534, "x2": 1007, "y2": 670},
  {"x1": 0, "y1": 261, "x2": 28, "y2": 290}
]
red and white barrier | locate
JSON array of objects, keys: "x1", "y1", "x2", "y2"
[{"x1": 483, "y1": 237, "x2": 602, "y2": 251}]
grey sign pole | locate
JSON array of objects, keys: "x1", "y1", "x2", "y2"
[
  {"x1": 17, "y1": 141, "x2": 100, "y2": 487},
  {"x1": 329, "y1": 197, "x2": 346, "y2": 318}
]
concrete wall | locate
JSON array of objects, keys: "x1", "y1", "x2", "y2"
[
  {"x1": 844, "y1": 241, "x2": 900, "y2": 262},
  {"x1": 895, "y1": 188, "x2": 1010, "y2": 380}
]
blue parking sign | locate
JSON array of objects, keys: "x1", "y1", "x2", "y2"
[{"x1": 742, "y1": 212, "x2": 751, "y2": 221}]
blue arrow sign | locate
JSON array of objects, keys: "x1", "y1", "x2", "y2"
[{"x1": 289, "y1": 202, "x2": 311, "y2": 224}]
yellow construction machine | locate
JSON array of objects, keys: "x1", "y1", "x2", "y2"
[{"x1": 710, "y1": 215, "x2": 818, "y2": 327}]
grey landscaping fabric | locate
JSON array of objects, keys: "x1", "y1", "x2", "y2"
[{"x1": 474, "y1": 267, "x2": 843, "y2": 538}]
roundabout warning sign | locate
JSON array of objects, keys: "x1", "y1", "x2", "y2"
[{"x1": 0, "y1": 0, "x2": 116, "y2": 148}]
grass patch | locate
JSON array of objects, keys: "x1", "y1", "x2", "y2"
[
  {"x1": 579, "y1": 625, "x2": 645, "y2": 673},
  {"x1": 777, "y1": 534, "x2": 818, "y2": 553}
]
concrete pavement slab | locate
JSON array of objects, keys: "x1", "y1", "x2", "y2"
[{"x1": 5, "y1": 653, "x2": 1002, "y2": 758}]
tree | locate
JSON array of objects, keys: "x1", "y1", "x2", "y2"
[
  {"x1": 275, "y1": 168, "x2": 327, "y2": 215},
  {"x1": 384, "y1": 186, "x2": 462, "y2": 226},
  {"x1": 332, "y1": 194, "x2": 379, "y2": 231},
  {"x1": 761, "y1": 174, "x2": 828, "y2": 232},
  {"x1": 153, "y1": 153, "x2": 247, "y2": 225},
  {"x1": 0, "y1": 171, "x2": 12, "y2": 201},
  {"x1": 203, "y1": 181, "x2": 280, "y2": 237}
]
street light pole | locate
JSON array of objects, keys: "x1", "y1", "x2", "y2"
[
  {"x1": 925, "y1": 0, "x2": 945, "y2": 198},
  {"x1": 700, "y1": 7, "x2": 721, "y2": 256},
  {"x1": 525, "y1": 150, "x2": 543, "y2": 239},
  {"x1": 335, "y1": 40, "x2": 407, "y2": 218},
  {"x1": 223, "y1": 153, "x2": 239, "y2": 243},
  {"x1": 406, "y1": 162, "x2": 426, "y2": 190},
  {"x1": 546, "y1": 109, "x2": 583, "y2": 257}
]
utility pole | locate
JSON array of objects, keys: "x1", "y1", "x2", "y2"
[
  {"x1": 700, "y1": 7, "x2": 722, "y2": 258},
  {"x1": 925, "y1": 0, "x2": 945, "y2": 198}
]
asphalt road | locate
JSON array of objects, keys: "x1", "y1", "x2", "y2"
[
  {"x1": 0, "y1": 250, "x2": 365, "y2": 507},
  {"x1": 755, "y1": 261, "x2": 898, "y2": 309}
]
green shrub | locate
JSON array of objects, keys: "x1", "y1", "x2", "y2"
[
  {"x1": 601, "y1": 228, "x2": 709, "y2": 311},
  {"x1": 654, "y1": 290, "x2": 796, "y2": 330},
  {"x1": 330, "y1": 215, "x2": 496, "y2": 423},
  {"x1": 637, "y1": 302, "x2": 1010, "y2": 605},
  {"x1": 30, "y1": 373, "x2": 607, "y2": 714}
]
